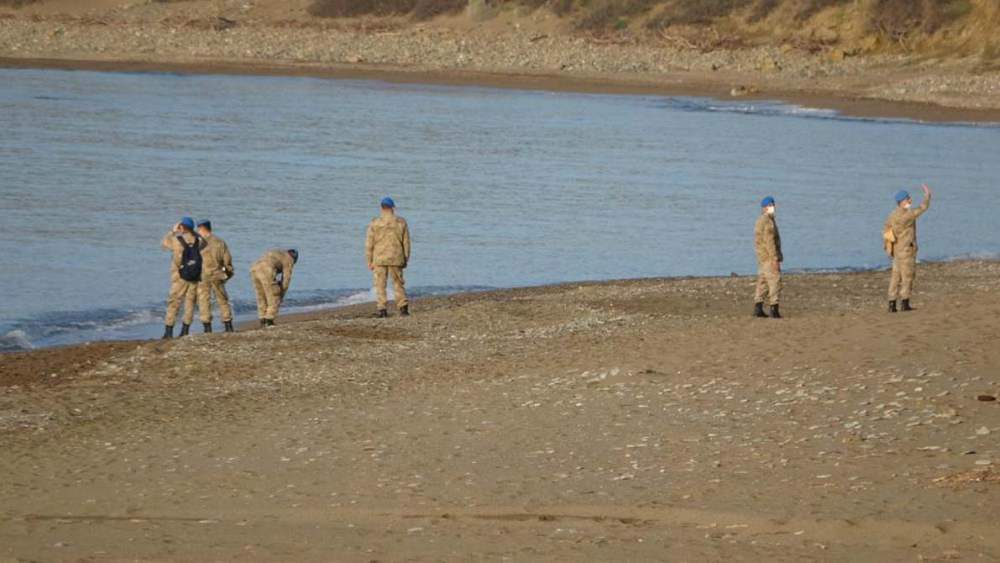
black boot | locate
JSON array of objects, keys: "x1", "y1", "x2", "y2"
[
  {"x1": 162, "y1": 325, "x2": 173, "y2": 339},
  {"x1": 901, "y1": 299, "x2": 913, "y2": 312},
  {"x1": 753, "y1": 302, "x2": 768, "y2": 318},
  {"x1": 376, "y1": 309, "x2": 388, "y2": 319},
  {"x1": 769, "y1": 304, "x2": 782, "y2": 319},
  {"x1": 888, "y1": 300, "x2": 897, "y2": 313},
  {"x1": 263, "y1": 318, "x2": 275, "y2": 327},
  {"x1": 400, "y1": 305, "x2": 410, "y2": 317},
  {"x1": 224, "y1": 320, "x2": 234, "y2": 333},
  {"x1": 179, "y1": 324, "x2": 190, "y2": 337},
  {"x1": 203, "y1": 322, "x2": 212, "y2": 333},
  {"x1": 259, "y1": 319, "x2": 265, "y2": 328}
]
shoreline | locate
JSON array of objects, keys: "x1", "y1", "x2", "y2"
[
  {"x1": 5, "y1": 55, "x2": 1000, "y2": 124},
  {"x1": 1, "y1": 255, "x2": 996, "y2": 357},
  {"x1": 3, "y1": 258, "x2": 998, "y2": 381}
]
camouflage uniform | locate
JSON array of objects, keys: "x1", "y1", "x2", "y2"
[
  {"x1": 753, "y1": 212, "x2": 783, "y2": 306},
  {"x1": 250, "y1": 249, "x2": 295, "y2": 320},
  {"x1": 161, "y1": 231, "x2": 205, "y2": 326},
  {"x1": 365, "y1": 212, "x2": 411, "y2": 311},
  {"x1": 884, "y1": 194, "x2": 931, "y2": 300},
  {"x1": 196, "y1": 233, "x2": 234, "y2": 323}
]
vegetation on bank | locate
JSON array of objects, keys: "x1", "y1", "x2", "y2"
[{"x1": 307, "y1": 0, "x2": 999, "y2": 57}]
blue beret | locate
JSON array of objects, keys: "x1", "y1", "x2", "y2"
[
  {"x1": 381, "y1": 197, "x2": 396, "y2": 208},
  {"x1": 196, "y1": 219, "x2": 211, "y2": 229},
  {"x1": 760, "y1": 196, "x2": 775, "y2": 208},
  {"x1": 180, "y1": 216, "x2": 195, "y2": 229},
  {"x1": 894, "y1": 190, "x2": 910, "y2": 204}
]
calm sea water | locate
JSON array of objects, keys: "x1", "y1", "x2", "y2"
[{"x1": 1, "y1": 68, "x2": 999, "y2": 350}]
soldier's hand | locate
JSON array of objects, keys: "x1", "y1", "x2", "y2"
[
  {"x1": 368, "y1": 263, "x2": 374, "y2": 271},
  {"x1": 921, "y1": 182, "x2": 930, "y2": 196},
  {"x1": 775, "y1": 260, "x2": 781, "y2": 272},
  {"x1": 172, "y1": 222, "x2": 182, "y2": 232}
]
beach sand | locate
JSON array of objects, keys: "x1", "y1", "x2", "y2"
[{"x1": 2, "y1": 260, "x2": 999, "y2": 561}]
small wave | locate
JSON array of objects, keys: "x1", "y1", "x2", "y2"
[
  {"x1": 0, "y1": 330, "x2": 35, "y2": 353},
  {"x1": 0, "y1": 284, "x2": 495, "y2": 352},
  {"x1": 658, "y1": 96, "x2": 1000, "y2": 127}
]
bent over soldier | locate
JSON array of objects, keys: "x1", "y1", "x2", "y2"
[
  {"x1": 883, "y1": 183, "x2": 931, "y2": 312},
  {"x1": 250, "y1": 249, "x2": 297, "y2": 327},
  {"x1": 753, "y1": 196, "x2": 783, "y2": 319},
  {"x1": 161, "y1": 216, "x2": 206, "y2": 339},
  {"x1": 365, "y1": 197, "x2": 411, "y2": 318},
  {"x1": 195, "y1": 219, "x2": 234, "y2": 333}
]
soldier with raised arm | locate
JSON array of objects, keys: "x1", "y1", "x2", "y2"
[
  {"x1": 161, "y1": 216, "x2": 206, "y2": 339},
  {"x1": 883, "y1": 183, "x2": 932, "y2": 312}
]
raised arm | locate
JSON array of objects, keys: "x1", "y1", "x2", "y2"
[{"x1": 913, "y1": 183, "x2": 931, "y2": 217}]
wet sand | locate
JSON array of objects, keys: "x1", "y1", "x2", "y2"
[{"x1": 2, "y1": 260, "x2": 999, "y2": 561}]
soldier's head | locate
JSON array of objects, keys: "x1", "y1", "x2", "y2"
[
  {"x1": 895, "y1": 190, "x2": 912, "y2": 209},
  {"x1": 760, "y1": 196, "x2": 775, "y2": 216},
  {"x1": 179, "y1": 216, "x2": 195, "y2": 233},
  {"x1": 380, "y1": 197, "x2": 396, "y2": 213},
  {"x1": 287, "y1": 249, "x2": 299, "y2": 264},
  {"x1": 196, "y1": 219, "x2": 212, "y2": 237}
]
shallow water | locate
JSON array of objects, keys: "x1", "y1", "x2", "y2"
[{"x1": 1, "y1": 68, "x2": 999, "y2": 350}]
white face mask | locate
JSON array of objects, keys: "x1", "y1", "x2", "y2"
[
  {"x1": 903, "y1": 202, "x2": 912, "y2": 210},
  {"x1": 767, "y1": 205, "x2": 776, "y2": 216}
]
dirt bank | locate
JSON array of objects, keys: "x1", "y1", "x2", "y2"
[
  {"x1": 2, "y1": 260, "x2": 999, "y2": 561},
  {"x1": 2, "y1": 0, "x2": 1000, "y2": 121}
]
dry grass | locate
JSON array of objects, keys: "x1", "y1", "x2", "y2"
[
  {"x1": 869, "y1": 0, "x2": 973, "y2": 37},
  {"x1": 0, "y1": 0, "x2": 40, "y2": 6}
]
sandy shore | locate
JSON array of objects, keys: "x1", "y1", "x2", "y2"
[
  {"x1": 2, "y1": 3, "x2": 1000, "y2": 123},
  {"x1": 3, "y1": 260, "x2": 1000, "y2": 561},
  {"x1": 5, "y1": 54, "x2": 1000, "y2": 124}
]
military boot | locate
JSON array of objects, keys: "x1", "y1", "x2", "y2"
[
  {"x1": 224, "y1": 320, "x2": 234, "y2": 333},
  {"x1": 769, "y1": 305, "x2": 782, "y2": 319},
  {"x1": 753, "y1": 302, "x2": 768, "y2": 318},
  {"x1": 901, "y1": 299, "x2": 914, "y2": 312},
  {"x1": 203, "y1": 322, "x2": 212, "y2": 333},
  {"x1": 263, "y1": 318, "x2": 275, "y2": 327},
  {"x1": 400, "y1": 305, "x2": 410, "y2": 317},
  {"x1": 162, "y1": 325, "x2": 174, "y2": 339},
  {"x1": 179, "y1": 324, "x2": 190, "y2": 336},
  {"x1": 888, "y1": 300, "x2": 898, "y2": 313},
  {"x1": 259, "y1": 319, "x2": 266, "y2": 328},
  {"x1": 376, "y1": 309, "x2": 388, "y2": 319}
]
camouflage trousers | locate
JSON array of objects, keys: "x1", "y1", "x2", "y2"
[
  {"x1": 197, "y1": 280, "x2": 233, "y2": 323},
  {"x1": 889, "y1": 253, "x2": 917, "y2": 300},
  {"x1": 165, "y1": 278, "x2": 197, "y2": 326},
  {"x1": 373, "y1": 266, "x2": 408, "y2": 311},
  {"x1": 250, "y1": 269, "x2": 282, "y2": 320},
  {"x1": 754, "y1": 261, "x2": 782, "y2": 306}
]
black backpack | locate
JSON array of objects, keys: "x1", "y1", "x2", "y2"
[{"x1": 177, "y1": 236, "x2": 203, "y2": 282}]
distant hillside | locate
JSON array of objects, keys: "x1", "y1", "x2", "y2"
[{"x1": 306, "y1": 0, "x2": 1000, "y2": 60}]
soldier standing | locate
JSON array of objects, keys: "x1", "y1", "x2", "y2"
[
  {"x1": 194, "y1": 219, "x2": 235, "y2": 333},
  {"x1": 250, "y1": 248, "x2": 298, "y2": 327},
  {"x1": 161, "y1": 216, "x2": 206, "y2": 339},
  {"x1": 883, "y1": 183, "x2": 931, "y2": 312},
  {"x1": 753, "y1": 196, "x2": 783, "y2": 319},
  {"x1": 365, "y1": 197, "x2": 411, "y2": 318}
]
